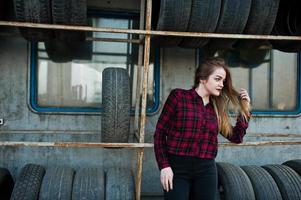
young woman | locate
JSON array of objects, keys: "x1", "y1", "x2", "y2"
[{"x1": 154, "y1": 57, "x2": 251, "y2": 200}]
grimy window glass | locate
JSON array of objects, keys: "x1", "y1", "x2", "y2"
[
  {"x1": 228, "y1": 50, "x2": 298, "y2": 112},
  {"x1": 36, "y1": 17, "x2": 156, "y2": 109}
]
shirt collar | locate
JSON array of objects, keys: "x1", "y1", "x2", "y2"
[{"x1": 190, "y1": 88, "x2": 213, "y2": 106}]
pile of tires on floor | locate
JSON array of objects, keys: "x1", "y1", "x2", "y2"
[
  {"x1": 1, "y1": 159, "x2": 300, "y2": 199},
  {"x1": 0, "y1": 164, "x2": 134, "y2": 200},
  {"x1": 217, "y1": 159, "x2": 301, "y2": 200}
]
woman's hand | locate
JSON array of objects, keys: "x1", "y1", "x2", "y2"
[
  {"x1": 160, "y1": 167, "x2": 173, "y2": 192},
  {"x1": 239, "y1": 88, "x2": 251, "y2": 104}
]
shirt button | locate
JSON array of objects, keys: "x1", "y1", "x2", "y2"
[{"x1": 201, "y1": 125, "x2": 206, "y2": 131}]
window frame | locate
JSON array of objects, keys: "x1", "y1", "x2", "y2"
[
  {"x1": 29, "y1": 10, "x2": 160, "y2": 114},
  {"x1": 198, "y1": 50, "x2": 301, "y2": 116}
]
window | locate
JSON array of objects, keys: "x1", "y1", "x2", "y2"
[
  {"x1": 30, "y1": 12, "x2": 160, "y2": 113},
  {"x1": 211, "y1": 49, "x2": 301, "y2": 115}
]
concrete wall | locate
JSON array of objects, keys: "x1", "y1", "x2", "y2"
[{"x1": 1, "y1": 27, "x2": 301, "y2": 197}]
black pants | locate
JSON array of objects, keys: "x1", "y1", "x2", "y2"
[{"x1": 164, "y1": 155, "x2": 218, "y2": 200}]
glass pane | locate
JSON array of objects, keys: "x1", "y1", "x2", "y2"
[
  {"x1": 36, "y1": 16, "x2": 156, "y2": 110},
  {"x1": 272, "y1": 51, "x2": 297, "y2": 110},
  {"x1": 222, "y1": 49, "x2": 298, "y2": 112},
  {"x1": 251, "y1": 62, "x2": 269, "y2": 109}
]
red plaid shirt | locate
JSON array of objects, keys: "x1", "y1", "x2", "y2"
[{"x1": 154, "y1": 88, "x2": 249, "y2": 170}]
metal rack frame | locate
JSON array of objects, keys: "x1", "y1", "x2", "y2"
[{"x1": 1, "y1": 0, "x2": 301, "y2": 199}]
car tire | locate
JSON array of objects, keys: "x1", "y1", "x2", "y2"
[
  {"x1": 152, "y1": 0, "x2": 192, "y2": 46},
  {"x1": 241, "y1": 165, "x2": 282, "y2": 200},
  {"x1": 262, "y1": 164, "x2": 301, "y2": 200},
  {"x1": 0, "y1": 168, "x2": 14, "y2": 200},
  {"x1": 106, "y1": 167, "x2": 135, "y2": 200},
  {"x1": 72, "y1": 168, "x2": 105, "y2": 200},
  {"x1": 217, "y1": 162, "x2": 255, "y2": 200},
  {"x1": 102, "y1": 68, "x2": 131, "y2": 143},
  {"x1": 13, "y1": 0, "x2": 53, "y2": 41},
  {"x1": 10, "y1": 163, "x2": 45, "y2": 200},
  {"x1": 179, "y1": 0, "x2": 221, "y2": 48},
  {"x1": 39, "y1": 166, "x2": 74, "y2": 200},
  {"x1": 235, "y1": 0, "x2": 280, "y2": 49}
]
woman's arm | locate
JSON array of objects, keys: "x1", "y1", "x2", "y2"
[
  {"x1": 226, "y1": 88, "x2": 251, "y2": 143},
  {"x1": 226, "y1": 115, "x2": 250, "y2": 143},
  {"x1": 154, "y1": 89, "x2": 178, "y2": 170}
]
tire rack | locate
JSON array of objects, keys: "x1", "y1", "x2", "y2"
[{"x1": 2, "y1": 0, "x2": 301, "y2": 199}]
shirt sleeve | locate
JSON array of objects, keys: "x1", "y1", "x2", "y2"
[
  {"x1": 225, "y1": 115, "x2": 250, "y2": 144},
  {"x1": 153, "y1": 89, "x2": 178, "y2": 170}
]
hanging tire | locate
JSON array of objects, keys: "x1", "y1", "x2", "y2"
[
  {"x1": 106, "y1": 167, "x2": 135, "y2": 200},
  {"x1": 179, "y1": 0, "x2": 221, "y2": 48},
  {"x1": 10, "y1": 163, "x2": 45, "y2": 200},
  {"x1": 0, "y1": 1, "x2": 4, "y2": 20},
  {"x1": 235, "y1": 0, "x2": 279, "y2": 49},
  {"x1": 241, "y1": 165, "x2": 282, "y2": 200},
  {"x1": 39, "y1": 167, "x2": 74, "y2": 200},
  {"x1": 72, "y1": 168, "x2": 105, "y2": 200},
  {"x1": 206, "y1": 0, "x2": 252, "y2": 50},
  {"x1": 13, "y1": 0, "x2": 53, "y2": 41},
  {"x1": 270, "y1": 0, "x2": 301, "y2": 52},
  {"x1": 102, "y1": 68, "x2": 131, "y2": 143},
  {"x1": 152, "y1": 0, "x2": 192, "y2": 46},
  {"x1": 217, "y1": 49, "x2": 241, "y2": 68},
  {"x1": 283, "y1": 159, "x2": 301, "y2": 177},
  {"x1": 47, "y1": 0, "x2": 90, "y2": 63},
  {"x1": 52, "y1": 0, "x2": 87, "y2": 41},
  {"x1": 44, "y1": 39, "x2": 74, "y2": 63},
  {"x1": 238, "y1": 48, "x2": 270, "y2": 68},
  {"x1": 0, "y1": 168, "x2": 14, "y2": 200},
  {"x1": 44, "y1": 36, "x2": 92, "y2": 63},
  {"x1": 217, "y1": 162, "x2": 255, "y2": 200},
  {"x1": 262, "y1": 164, "x2": 301, "y2": 200}
]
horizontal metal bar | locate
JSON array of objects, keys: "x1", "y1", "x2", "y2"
[
  {"x1": 0, "y1": 32, "x2": 19, "y2": 38},
  {"x1": 250, "y1": 133, "x2": 301, "y2": 138},
  {"x1": 86, "y1": 37, "x2": 143, "y2": 44},
  {"x1": 0, "y1": 141, "x2": 300, "y2": 148},
  {"x1": 3, "y1": 131, "x2": 300, "y2": 138},
  {"x1": 1, "y1": 21, "x2": 301, "y2": 40},
  {"x1": 219, "y1": 141, "x2": 301, "y2": 147},
  {"x1": 0, "y1": 141, "x2": 154, "y2": 148},
  {"x1": 0, "y1": 130, "x2": 99, "y2": 134}
]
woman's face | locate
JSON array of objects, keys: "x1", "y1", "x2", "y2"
[{"x1": 203, "y1": 67, "x2": 226, "y2": 96}]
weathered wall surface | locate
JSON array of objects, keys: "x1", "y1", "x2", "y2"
[{"x1": 0, "y1": 27, "x2": 301, "y2": 197}]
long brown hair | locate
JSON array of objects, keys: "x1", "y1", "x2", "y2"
[{"x1": 194, "y1": 57, "x2": 251, "y2": 138}]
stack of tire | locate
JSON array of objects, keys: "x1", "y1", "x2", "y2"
[
  {"x1": 152, "y1": 0, "x2": 301, "y2": 68},
  {"x1": 2, "y1": 159, "x2": 300, "y2": 199},
  {"x1": 217, "y1": 159, "x2": 301, "y2": 200},
  {"x1": 13, "y1": 0, "x2": 91, "y2": 63},
  {"x1": 6, "y1": 164, "x2": 134, "y2": 200}
]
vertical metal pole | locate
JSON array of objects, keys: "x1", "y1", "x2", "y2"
[
  {"x1": 134, "y1": 0, "x2": 146, "y2": 140},
  {"x1": 136, "y1": 148, "x2": 144, "y2": 200},
  {"x1": 136, "y1": 0, "x2": 152, "y2": 199},
  {"x1": 139, "y1": 0, "x2": 151, "y2": 144}
]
